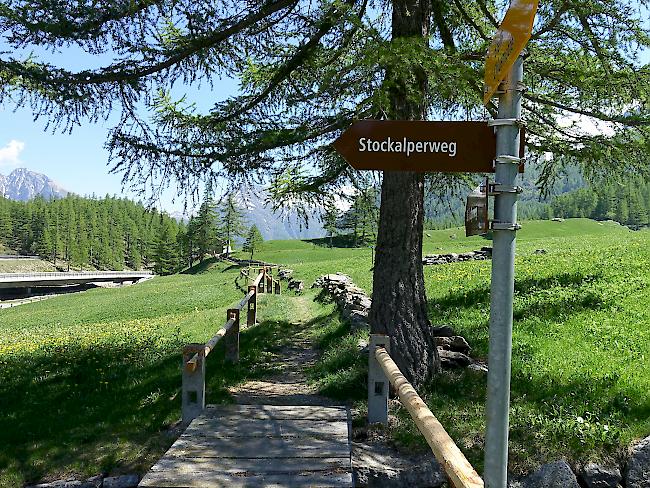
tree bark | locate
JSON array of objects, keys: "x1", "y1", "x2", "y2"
[{"x1": 369, "y1": 0, "x2": 438, "y2": 388}]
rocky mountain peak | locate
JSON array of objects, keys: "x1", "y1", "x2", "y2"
[{"x1": 0, "y1": 168, "x2": 68, "y2": 201}]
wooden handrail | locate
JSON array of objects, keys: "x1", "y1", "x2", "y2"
[
  {"x1": 237, "y1": 289, "x2": 256, "y2": 311},
  {"x1": 375, "y1": 346, "x2": 484, "y2": 488},
  {"x1": 181, "y1": 270, "x2": 281, "y2": 422},
  {"x1": 185, "y1": 317, "x2": 236, "y2": 373},
  {"x1": 252, "y1": 272, "x2": 264, "y2": 287},
  {"x1": 184, "y1": 276, "x2": 263, "y2": 373},
  {"x1": 205, "y1": 318, "x2": 236, "y2": 357}
]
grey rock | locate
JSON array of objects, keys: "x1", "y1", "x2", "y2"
[
  {"x1": 354, "y1": 296, "x2": 372, "y2": 309},
  {"x1": 423, "y1": 248, "x2": 492, "y2": 266},
  {"x1": 437, "y1": 348, "x2": 472, "y2": 368},
  {"x1": 277, "y1": 268, "x2": 293, "y2": 280},
  {"x1": 103, "y1": 474, "x2": 140, "y2": 488},
  {"x1": 348, "y1": 303, "x2": 369, "y2": 313},
  {"x1": 358, "y1": 338, "x2": 369, "y2": 353},
  {"x1": 514, "y1": 461, "x2": 580, "y2": 488},
  {"x1": 534, "y1": 249, "x2": 548, "y2": 255},
  {"x1": 353, "y1": 442, "x2": 447, "y2": 487},
  {"x1": 287, "y1": 280, "x2": 304, "y2": 293},
  {"x1": 626, "y1": 435, "x2": 650, "y2": 488},
  {"x1": 580, "y1": 463, "x2": 622, "y2": 488},
  {"x1": 435, "y1": 335, "x2": 471, "y2": 353},
  {"x1": 84, "y1": 475, "x2": 104, "y2": 488},
  {"x1": 29, "y1": 481, "x2": 96, "y2": 488},
  {"x1": 468, "y1": 362, "x2": 488, "y2": 374}
]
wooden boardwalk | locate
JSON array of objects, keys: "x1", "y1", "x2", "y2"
[{"x1": 139, "y1": 404, "x2": 353, "y2": 487}]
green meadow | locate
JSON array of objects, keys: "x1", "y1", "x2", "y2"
[{"x1": 1, "y1": 218, "x2": 649, "y2": 485}]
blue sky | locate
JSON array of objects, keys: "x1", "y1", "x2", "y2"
[
  {"x1": 0, "y1": 78, "x2": 238, "y2": 212},
  {"x1": 0, "y1": 7, "x2": 648, "y2": 212}
]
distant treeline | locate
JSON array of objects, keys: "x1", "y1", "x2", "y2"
[
  {"x1": 551, "y1": 178, "x2": 650, "y2": 228},
  {"x1": 0, "y1": 195, "x2": 185, "y2": 274},
  {"x1": 422, "y1": 174, "x2": 650, "y2": 230}
]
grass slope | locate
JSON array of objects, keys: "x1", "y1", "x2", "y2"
[
  {"x1": 0, "y1": 260, "x2": 295, "y2": 486},
  {"x1": 0, "y1": 258, "x2": 57, "y2": 273},
  {"x1": 1, "y1": 218, "x2": 648, "y2": 484},
  {"x1": 259, "y1": 219, "x2": 649, "y2": 471}
]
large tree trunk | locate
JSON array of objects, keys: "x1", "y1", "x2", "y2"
[{"x1": 368, "y1": 0, "x2": 438, "y2": 388}]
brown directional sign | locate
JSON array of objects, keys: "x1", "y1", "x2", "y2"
[{"x1": 334, "y1": 120, "x2": 523, "y2": 173}]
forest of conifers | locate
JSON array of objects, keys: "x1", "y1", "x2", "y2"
[
  {"x1": 424, "y1": 174, "x2": 650, "y2": 230},
  {"x1": 2, "y1": 176, "x2": 649, "y2": 274},
  {"x1": 0, "y1": 195, "x2": 186, "y2": 273},
  {"x1": 551, "y1": 178, "x2": 650, "y2": 228}
]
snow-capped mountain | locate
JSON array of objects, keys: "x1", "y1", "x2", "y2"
[
  {"x1": 172, "y1": 188, "x2": 328, "y2": 241},
  {"x1": 234, "y1": 189, "x2": 325, "y2": 241},
  {"x1": 0, "y1": 168, "x2": 68, "y2": 201}
]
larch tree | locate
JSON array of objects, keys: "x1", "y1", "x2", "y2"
[
  {"x1": 1, "y1": 0, "x2": 648, "y2": 385},
  {"x1": 219, "y1": 194, "x2": 247, "y2": 257},
  {"x1": 194, "y1": 185, "x2": 220, "y2": 262},
  {"x1": 243, "y1": 224, "x2": 264, "y2": 260}
]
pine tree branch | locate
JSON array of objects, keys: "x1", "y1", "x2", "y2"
[
  {"x1": 525, "y1": 93, "x2": 650, "y2": 127},
  {"x1": 431, "y1": 0, "x2": 456, "y2": 51},
  {"x1": 202, "y1": 0, "x2": 359, "y2": 125},
  {"x1": 0, "y1": 0, "x2": 161, "y2": 43},
  {"x1": 476, "y1": 0, "x2": 498, "y2": 28},
  {"x1": 532, "y1": 2, "x2": 570, "y2": 39},
  {"x1": 1, "y1": 0, "x2": 298, "y2": 86},
  {"x1": 451, "y1": 0, "x2": 489, "y2": 41}
]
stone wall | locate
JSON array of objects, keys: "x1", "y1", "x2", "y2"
[
  {"x1": 311, "y1": 273, "x2": 485, "y2": 372},
  {"x1": 423, "y1": 247, "x2": 492, "y2": 266}
]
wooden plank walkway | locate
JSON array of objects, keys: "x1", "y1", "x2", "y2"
[{"x1": 139, "y1": 404, "x2": 353, "y2": 487}]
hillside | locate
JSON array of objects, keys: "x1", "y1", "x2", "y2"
[{"x1": 1, "y1": 219, "x2": 649, "y2": 485}]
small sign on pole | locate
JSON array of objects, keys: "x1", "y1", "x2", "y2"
[
  {"x1": 465, "y1": 181, "x2": 489, "y2": 237},
  {"x1": 484, "y1": 0, "x2": 539, "y2": 105}
]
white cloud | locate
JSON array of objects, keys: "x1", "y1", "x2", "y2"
[{"x1": 0, "y1": 140, "x2": 25, "y2": 167}]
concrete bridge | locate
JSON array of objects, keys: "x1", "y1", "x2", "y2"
[{"x1": 0, "y1": 271, "x2": 154, "y2": 289}]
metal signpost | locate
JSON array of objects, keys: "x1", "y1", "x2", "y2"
[
  {"x1": 333, "y1": 2, "x2": 538, "y2": 485},
  {"x1": 483, "y1": 2, "x2": 538, "y2": 487}
]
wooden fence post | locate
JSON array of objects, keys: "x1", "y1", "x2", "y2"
[
  {"x1": 225, "y1": 309, "x2": 240, "y2": 363},
  {"x1": 182, "y1": 344, "x2": 206, "y2": 423},
  {"x1": 368, "y1": 334, "x2": 390, "y2": 424},
  {"x1": 266, "y1": 268, "x2": 273, "y2": 294},
  {"x1": 274, "y1": 279, "x2": 280, "y2": 295},
  {"x1": 247, "y1": 285, "x2": 257, "y2": 327},
  {"x1": 259, "y1": 269, "x2": 266, "y2": 294}
]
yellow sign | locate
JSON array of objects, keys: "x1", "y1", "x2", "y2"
[{"x1": 483, "y1": 0, "x2": 539, "y2": 105}]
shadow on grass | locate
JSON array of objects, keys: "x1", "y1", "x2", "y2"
[
  {"x1": 204, "y1": 318, "x2": 298, "y2": 401},
  {"x1": 181, "y1": 257, "x2": 221, "y2": 275},
  {"x1": 418, "y1": 362, "x2": 650, "y2": 469},
  {"x1": 0, "y1": 312, "x2": 342, "y2": 485},
  {"x1": 306, "y1": 310, "x2": 368, "y2": 402},
  {"x1": 0, "y1": 339, "x2": 185, "y2": 485},
  {"x1": 412, "y1": 270, "x2": 643, "y2": 467},
  {"x1": 305, "y1": 234, "x2": 373, "y2": 249}
]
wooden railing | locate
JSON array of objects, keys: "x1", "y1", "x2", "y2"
[
  {"x1": 368, "y1": 335, "x2": 484, "y2": 488},
  {"x1": 181, "y1": 268, "x2": 281, "y2": 422}
]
